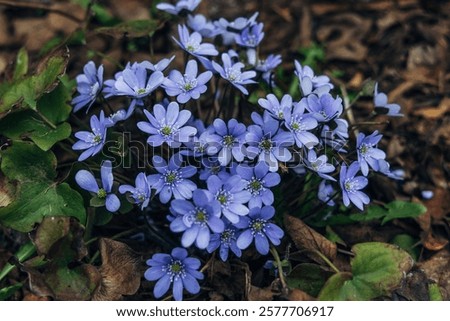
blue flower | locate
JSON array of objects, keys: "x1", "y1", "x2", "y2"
[
  {"x1": 156, "y1": 0, "x2": 201, "y2": 16},
  {"x1": 119, "y1": 172, "x2": 152, "y2": 210},
  {"x1": 206, "y1": 118, "x2": 247, "y2": 166},
  {"x1": 320, "y1": 120, "x2": 349, "y2": 151},
  {"x1": 356, "y1": 130, "x2": 386, "y2": 176},
  {"x1": 256, "y1": 54, "x2": 282, "y2": 86},
  {"x1": 137, "y1": 102, "x2": 197, "y2": 148},
  {"x1": 113, "y1": 64, "x2": 164, "y2": 106},
  {"x1": 294, "y1": 60, "x2": 333, "y2": 96},
  {"x1": 245, "y1": 112, "x2": 294, "y2": 171},
  {"x1": 169, "y1": 189, "x2": 224, "y2": 249},
  {"x1": 283, "y1": 99, "x2": 319, "y2": 148},
  {"x1": 236, "y1": 162, "x2": 281, "y2": 208},
  {"x1": 104, "y1": 109, "x2": 128, "y2": 128},
  {"x1": 214, "y1": 12, "x2": 259, "y2": 45},
  {"x1": 318, "y1": 180, "x2": 336, "y2": 206},
  {"x1": 162, "y1": 60, "x2": 213, "y2": 104},
  {"x1": 187, "y1": 14, "x2": 220, "y2": 38},
  {"x1": 199, "y1": 158, "x2": 224, "y2": 180},
  {"x1": 339, "y1": 161, "x2": 370, "y2": 211},
  {"x1": 212, "y1": 53, "x2": 256, "y2": 95},
  {"x1": 306, "y1": 93, "x2": 343, "y2": 122},
  {"x1": 144, "y1": 247, "x2": 204, "y2": 301},
  {"x1": 206, "y1": 175, "x2": 251, "y2": 224},
  {"x1": 140, "y1": 56, "x2": 175, "y2": 72},
  {"x1": 75, "y1": 160, "x2": 121, "y2": 212},
  {"x1": 147, "y1": 154, "x2": 197, "y2": 204},
  {"x1": 72, "y1": 61, "x2": 103, "y2": 113},
  {"x1": 235, "y1": 206, "x2": 284, "y2": 255},
  {"x1": 72, "y1": 111, "x2": 107, "y2": 161},
  {"x1": 207, "y1": 221, "x2": 242, "y2": 261},
  {"x1": 373, "y1": 83, "x2": 403, "y2": 116},
  {"x1": 258, "y1": 94, "x2": 293, "y2": 120},
  {"x1": 235, "y1": 22, "x2": 264, "y2": 48},
  {"x1": 304, "y1": 149, "x2": 336, "y2": 181},
  {"x1": 173, "y1": 24, "x2": 218, "y2": 57}
]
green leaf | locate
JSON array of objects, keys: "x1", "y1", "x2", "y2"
[
  {"x1": 286, "y1": 263, "x2": 334, "y2": 297},
  {"x1": 0, "y1": 142, "x2": 86, "y2": 232},
  {"x1": 0, "y1": 47, "x2": 69, "y2": 117},
  {"x1": 318, "y1": 242, "x2": 414, "y2": 300},
  {"x1": 37, "y1": 79, "x2": 72, "y2": 124},
  {"x1": 0, "y1": 283, "x2": 22, "y2": 300},
  {"x1": 381, "y1": 201, "x2": 427, "y2": 225},
  {"x1": 95, "y1": 19, "x2": 163, "y2": 38},
  {"x1": 349, "y1": 205, "x2": 387, "y2": 222},
  {"x1": 90, "y1": 196, "x2": 106, "y2": 207},
  {"x1": 428, "y1": 283, "x2": 443, "y2": 301},
  {"x1": 13, "y1": 48, "x2": 29, "y2": 81},
  {"x1": 391, "y1": 234, "x2": 420, "y2": 261},
  {"x1": 0, "y1": 242, "x2": 36, "y2": 282}
]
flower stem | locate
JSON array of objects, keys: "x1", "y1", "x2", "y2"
[
  {"x1": 270, "y1": 245, "x2": 287, "y2": 289},
  {"x1": 313, "y1": 250, "x2": 340, "y2": 274}
]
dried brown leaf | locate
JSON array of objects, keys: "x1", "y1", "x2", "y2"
[
  {"x1": 420, "y1": 231, "x2": 449, "y2": 251},
  {"x1": 92, "y1": 238, "x2": 142, "y2": 301},
  {"x1": 417, "y1": 250, "x2": 450, "y2": 300},
  {"x1": 247, "y1": 285, "x2": 274, "y2": 301},
  {"x1": 284, "y1": 215, "x2": 337, "y2": 264},
  {"x1": 285, "y1": 288, "x2": 316, "y2": 301}
]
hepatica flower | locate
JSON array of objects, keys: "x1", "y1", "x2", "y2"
[
  {"x1": 162, "y1": 60, "x2": 212, "y2": 104},
  {"x1": 137, "y1": 102, "x2": 197, "y2": 148},
  {"x1": 357, "y1": 130, "x2": 386, "y2": 176},
  {"x1": 212, "y1": 53, "x2": 256, "y2": 95},
  {"x1": 73, "y1": 111, "x2": 107, "y2": 161},
  {"x1": 113, "y1": 65, "x2": 164, "y2": 106},
  {"x1": 283, "y1": 99, "x2": 319, "y2": 149},
  {"x1": 245, "y1": 112, "x2": 294, "y2": 171},
  {"x1": 235, "y1": 206, "x2": 284, "y2": 255},
  {"x1": 187, "y1": 14, "x2": 220, "y2": 38},
  {"x1": 72, "y1": 61, "x2": 103, "y2": 113},
  {"x1": 294, "y1": 60, "x2": 333, "y2": 96},
  {"x1": 207, "y1": 118, "x2": 247, "y2": 166},
  {"x1": 169, "y1": 189, "x2": 224, "y2": 249},
  {"x1": 207, "y1": 221, "x2": 242, "y2": 261},
  {"x1": 255, "y1": 54, "x2": 282, "y2": 85},
  {"x1": 119, "y1": 172, "x2": 152, "y2": 210},
  {"x1": 318, "y1": 180, "x2": 336, "y2": 206},
  {"x1": 373, "y1": 83, "x2": 403, "y2": 116},
  {"x1": 145, "y1": 247, "x2": 203, "y2": 301},
  {"x1": 75, "y1": 161, "x2": 121, "y2": 212},
  {"x1": 236, "y1": 162, "x2": 281, "y2": 209},
  {"x1": 339, "y1": 161, "x2": 370, "y2": 211},
  {"x1": 258, "y1": 93, "x2": 293, "y2": 120},
  {"x1": 306, "y1": 93, "x2": 343, "y2": 122},
  {"x1": 173, "y1": 24, "x2": 218, "y2": 58},
  {"x1": 206, "y1": 175, "x2": 251, "y2": 224},
  {"x1": 235, "y1": 22, "x2": 264, "y2": 48},
  {"x1": 140, "y1": 56, "x2": 175, "y2": 72},
  {"x1": 304, "y1": 149, "x2": 336, "y2": 181},
  {"x1": 156, "y1": 0, "x2": 201, "y2": 16},
  {"x1": 147, "y1": 154, "x2": 197, "y2": 204}
]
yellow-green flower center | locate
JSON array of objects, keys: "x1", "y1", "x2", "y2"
[
  {"x1": 97, "y1": 188, "x2": 107, "y2": 199},
  {"x1": 196, "y1": 210, "x2": 207, "y2": 222},
  {"x1": 223, "y1": 135, "x2": 235, "y2": 147},
  {"x1": 161, "y1": 126, "x2": 172, "y2": 136},
  {"x1": 259, "y1": 139, "x2": 273, "y2": 151},
  {"x1": 137, "y1": 88, "x2": 147, "y2": 95}
]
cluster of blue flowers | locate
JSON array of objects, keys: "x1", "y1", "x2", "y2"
[{"x1": 71, "y1": 0, "x2": 403, "y2": 301}]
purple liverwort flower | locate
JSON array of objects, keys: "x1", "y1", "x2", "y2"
[
  {"x1": 212, "y1": 53, "x2": 256, "y2": 95},
  {"x1": 256, "y1": 54, "x2": 282, "y2": 86},
  {"x1": 119, "y1": 172, "x2": 152, "y2": 210},
  {"x1": 306, "y1": 93, "x2": 343, "y2": 122},
  {"x1": 137, "y1": 102, "x2": 197, "y2": 148},
  {"x1": 199, "y1": 158, "x2": 224, "y2": 180},
  {"x1": 236, "y1": 162, "x2": 281, "y2": 209},
  {"x1": 206, "y1": 175, "x2": 252, "y2": 224},
  {"x1": 235, "y1": 206, "x2": 284, "y2": 255},
  {"x1": 421, "y1": 190, "x2": 434, "y2": 200},
  {"x1": 339, "y1": 161, "x2": 370, "y2": 211},
  {"x1": 75, "y1": 161, "x2": 121, "y2": 212},
  {"x1": 283, "y1": 99, "x2": 319, "y2": 149},
  {"x1": 206, "y1": 118, "x2": 247, "y2": 166},
  {"x1": 207, "y1": 221, "x2": 242, "y2": 261},
  {"x1": 140, "y1": 56, "x2": 175, "y2": 72},
  {"x1": 187, "y1": 14, "x2": 220, "y2": 38},
  {"x1": 318, "y1": 180, "x2": 336, "y2": 206},
  {"x1": 245, "y1": 112, "x2": 294, "y2": 171},
  {"x1": 258, "y1": 93, "x2": 293, "y2": 120},
  {"x1": 162, "y1": 60, "x2": 212, "y2": 104},
  {"x1": 104, "y1": 109, "x2": 128, "y2": 128},
  {"x1": 156, "y1": 0, "x2": 201, "y2": 16},
  {"x1": 72, "y1": 111, "x2": 107, "y2": 161},
  {"x1": 173, "y1": 24, "x2": 218, "y2": 57},
  {"x1": 320, "y1": 120, "x2": 349, "y2": 151},
  {"x1": 356, "y1": 130, "x2": 386, "y2": 176},
  {"x1": 147, "y1": 154, "x2": 197, "y2": 204},
  {"x1": 304, "y1": 149, "x2": 336, "y2": 181},
  {"x1": 72, "y1": 61, "x2": 103, "y2": 113},
  {"x1": 214, "y1": 12, "x2": 259, "y2": 45},
  {"x1": 144, "y1": 247, "x2": 203, "y2": 301},
  {"x1": 169, "y1": 189, "x2": 224, "y2": 249},
  {"x1": 235, "y1": 22, "x2": 264, "y2": 48},
  {"x1": 294, "y1": 60, "x2": 333, "y2": 97},
  {"x1": 373, "y1": 83, "x2": 403, "y2": 116}
]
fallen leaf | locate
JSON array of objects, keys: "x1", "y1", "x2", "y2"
[
  {"x1": 413, "y1": 97, "x2": 450, "y2": 119},
  {"x1": 420, "y1": 231, "x2": 449, "y2": 251},
  {"x1": 284, "y1": 214, "x2": 337, "y2": 265},
  {"x1": 394, "y1": 268, "x2": 430, "y2": 300},
  {"x1": 247, "y1": 285, "x2": 274, "y2": 301},
  {"x1": 92, "y1": 238, "x2": 142, "y2": 301},
  {"x1": 417, "y1": 250, "x2": 450, "y2": 300},
  {"x1": 285, "y1": 288, "x2": 316, "y2": 301}
]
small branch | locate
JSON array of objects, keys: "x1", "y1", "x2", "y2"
[
  {"x1": 270, "y1": 245, "x2": 287, "y2": 289},
  {"x1": 313, "y1": 250, "x2": 340, "y2": 274}
]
